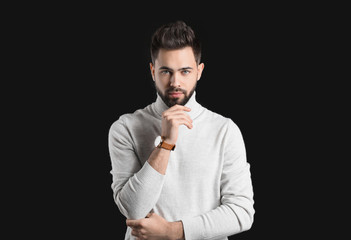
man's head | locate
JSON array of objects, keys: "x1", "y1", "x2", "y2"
[{"x1": 150, "y1": 21, "x2": 204, "y2": 107}]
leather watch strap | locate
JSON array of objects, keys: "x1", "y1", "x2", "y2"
[{"x1": 157, "y1": 137, "x2": 176, "y2": 151}]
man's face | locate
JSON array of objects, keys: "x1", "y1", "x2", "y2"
[{"x1": 150, "y1": 47, "x2": 204, "y2": 107}]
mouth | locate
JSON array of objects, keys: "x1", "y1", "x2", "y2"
[{"x1": 168, "y1": 91, "x2": 184, "y2": 98}]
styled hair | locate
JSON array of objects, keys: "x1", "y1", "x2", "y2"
[{"x1": 150, "y1": 21, "x2": 201, "y2": 65}]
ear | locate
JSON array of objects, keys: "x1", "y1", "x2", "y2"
[
  {"x1": 197, "y1": 63, "x2": 205, "y2": 81},
  {"x1": 150, "y1": 62, "x2": 155, "y2": 81}
]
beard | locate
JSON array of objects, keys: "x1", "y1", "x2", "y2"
[{"x1": 155, "y1": 83, "x2": 197, "y2": 108}]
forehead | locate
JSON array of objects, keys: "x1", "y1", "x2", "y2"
[{"x1": 155, "y1": 47, "x2": 197, "y2": 68}]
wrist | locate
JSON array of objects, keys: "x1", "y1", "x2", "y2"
[
  {"x1": 157, "y1": 136, "x2": 176, "y2": 151},
  {"x1": 159, "y1": 134, "x2": 176, "y2": 145},
  {"x1": 168, "y1": 221, "x2": 184, "y2": 240},
  {"x1": 162, "y1": 137, "x2": 176, "y2": 146}
]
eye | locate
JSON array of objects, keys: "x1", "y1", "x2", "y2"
[
  {"x1": 160, "y1": 70, "x2": 171, "y2": 75},
  {"x1": 182, "y1": 70, "x2": 190, "y2": 75}
]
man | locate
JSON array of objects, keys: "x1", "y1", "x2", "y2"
[{"x1": 108, "y1": 21, "x2": 254, "y2": 240}]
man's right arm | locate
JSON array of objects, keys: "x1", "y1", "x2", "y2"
[
  {"x1": 109, "y1": 118, "x2": 166, "y2": 220},
  {"x1": 108, "y1": 105, "x2": 192, "y2": 220}
]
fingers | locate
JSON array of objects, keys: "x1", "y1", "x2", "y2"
[
  {"x1": 163, "y1": 105, "x2": 191, "y2": 117},
  {"x1": 127, "y1": 219, "x2": 146, "y2": 239},
  {"x1": 167, "y1": 104, "x2": 191, "y2": 112},
  {"x1": 164, "y1": 114, "x2": 193, "y2": 129},
  {"x1": 127, "y1": 219, "x2": 141, "y2": 238},
  {"x1": 164, "y1": 112, "x2": 193, "y2": 123},
  {"x1": 131, "y1": 228, "x2": 138, "y2": 236},
  {"x1": 131, "y1": 228, "x2": 141, "y2": 238},
  {"x1": 162, "y1": 107, "x2": 193, "y2": 129},
  {"x1": 126, "y1": 219, "x2": 138, "y2": 228},
  {"x1": 176, "y1": 116, "x2": 193, "y2": 129}
]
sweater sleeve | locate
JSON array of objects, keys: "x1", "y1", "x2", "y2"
[
  {"x1": 181, "y1": 119, "x2": 255, "y2": 239},
  {"x1": 108, "y1": 117, "x2": 165, "y2": 220}
]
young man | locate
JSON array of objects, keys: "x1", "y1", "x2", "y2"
[{"x1": 108, "y1": 21, "x2": 254, "y2": 240}]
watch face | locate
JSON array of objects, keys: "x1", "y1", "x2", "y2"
[{"x1": 154, "y1": 136, "x2": 162, "y2": 147}]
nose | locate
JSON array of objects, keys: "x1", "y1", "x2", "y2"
[{"x1": 170, "y1": 72, "x2": 181, "y2": 87}]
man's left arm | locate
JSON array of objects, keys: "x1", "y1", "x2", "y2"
[{"x1": 180, "y1": 119, "x2": 255, "y2": 239}]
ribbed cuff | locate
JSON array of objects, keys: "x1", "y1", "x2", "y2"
[{"x1": 181, "y1": 216, "x2": 202, "y2": 240}]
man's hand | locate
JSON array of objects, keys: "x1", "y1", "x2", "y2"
[
  {"x1": 161, "y1": 105, "x2": 192, "y2": 145},
  {"x1": 126, "y1": 212, "x2": 184, "y2": 240}
]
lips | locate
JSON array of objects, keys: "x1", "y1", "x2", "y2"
[{"x1": 168, "y1": 92, "x2": 183, "y2": 98}]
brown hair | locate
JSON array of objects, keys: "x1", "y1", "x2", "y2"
[{"x1": 150, "y1": 21, "x2": 201, "y2": 65}]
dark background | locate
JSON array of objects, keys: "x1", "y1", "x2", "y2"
[{"x1": 8, "y1": 3, "x2": 346, "y2": 239}]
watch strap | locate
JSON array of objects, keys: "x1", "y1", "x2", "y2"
[{"x1": 157, "y1": 137, "x2": 176, "y2": 151}]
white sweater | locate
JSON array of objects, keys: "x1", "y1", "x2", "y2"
[{"x1": 108, "y1": 92, "x2": 254, "y2": 240}]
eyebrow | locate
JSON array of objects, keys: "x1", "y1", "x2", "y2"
[{"x1": 158, "y1": 66, "x2": 193, "y2": 71}]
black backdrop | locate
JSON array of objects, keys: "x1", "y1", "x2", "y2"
[{"x1": 13, "y1": 5, "x2": 339, "y2": 239}]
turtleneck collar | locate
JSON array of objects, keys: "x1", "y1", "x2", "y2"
[{"x1": 153, "y1": 91, "x2": 203, "y2": 120}]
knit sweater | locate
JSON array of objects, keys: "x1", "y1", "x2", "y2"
[{"x1": 108, "y1": 92, "x2": 254, "y2": 240}]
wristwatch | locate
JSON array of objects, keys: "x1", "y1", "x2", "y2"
[{"x1": 154, "y1": 136, "x2": 176, "y2": 151}]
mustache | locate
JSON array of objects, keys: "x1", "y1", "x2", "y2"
[{"x1": 166, "y1": 87, "x2": 187, "y2": 94}]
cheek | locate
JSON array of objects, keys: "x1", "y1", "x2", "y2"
[
  {"x1": 184, "y1": 74, "x2": 198, "y2": 86},
  {"x1": 155, "y1": 74, "x2": 169, "y2": 88}
]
